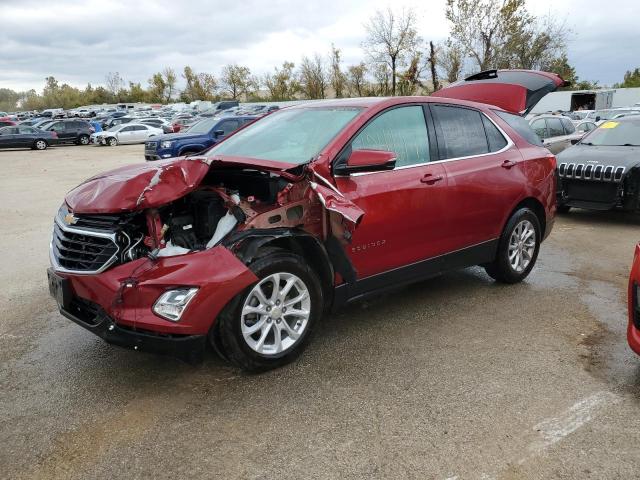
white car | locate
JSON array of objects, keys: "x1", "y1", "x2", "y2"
[{"x1": 91, "y1": 123, "x2": 163, "y2": 146}]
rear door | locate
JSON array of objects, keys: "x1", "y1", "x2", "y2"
[
  {"x1": 432, "y1": 69, "x2": 566, "y2": 115},
  {"x1": 333, "y1": 104, "x2": 449, "y2": 279},
  {"x1": 430, "y1": 104, "x2": 525, "y2": 251},
  {"x1": 117, "y1": 125, "x2": 137, "y2": 143},
  {"x1": 0, "y1": 127, "x2": 19, "y2": 147},
  {"x1": 17, "y1": 126, "x2": 37, "y2": 147}
]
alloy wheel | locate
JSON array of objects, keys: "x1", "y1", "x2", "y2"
[
  {"x1": 508, "y1": 219, "x2": 536, "y2": 273},
  {"x1": 35, "y1": 140, "x2": 46, "y2": 150},
  {"x1": 241, "y1": 272, "x2": 311, "y2": 356}
]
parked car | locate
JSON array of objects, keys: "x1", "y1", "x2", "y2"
[
  {"x1": 200, "y1": 101, "x2": 240, "y2": 117},
  {"x1": 40, "y1": 119, "x2": 94, "y2": 145},
  {"x1": 138, "y1": 117, "x2": 173, "y2": 133},
  {"x1": 0, "y1": 125, "x2": 58, "y2": 150},
  {"x1": 574, "y1": 121, "x2": 597, "y2": 134},
  {"x1": 529, "y1": 114, "x2": 584, "y2": 154},
  {"x1": 91, "y1": 123, "x2": 163, "y2": 146},
  {"x1": 556, "y1": 116, "x2": 640, "y2": 212},
  {"x1": 48, "y1": 69, "x2": 563, "y2": 371},
  {"x1": 144, "y1": 115, "x2": 256, "y2": 160},
  {"x1": 629, "y1": 244, "x2": 640, "y2": 356},
  {"x1": 103, "y1": 116, "x2": 134, "y2": 130},
  {"x1": 0, "y1": 119, "x2": 17, "y2": 128}
]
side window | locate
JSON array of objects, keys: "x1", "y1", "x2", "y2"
[
  {"x1": 481, "y1": 115, "x2": 508, "y2": 152},
  {"x1": 547, "y1": 118, "x2": 564, "y2": 137},
  {"x1": 531, "y1": 119, "x2": 547, "y2": 139},
  {"x1": 219, "y1": 120, "x2": 240, "y2": 135},
  {"x1": 134, "y1": 125, "x2": 147, "y2": 131},
  {"x1": 50, "y1": 122, "x2": 65, "y2": 132},
  {"x1": 120, "y1": 126, "x2": 135, "y2": 132},
  {"x1": 18, "y1": 126, "x2": 35, "y2": 134},
  {"x1": 432, "y1": 105, "x2": 488, "y2": 159},
  {"x1": 561, "y1": 118, "x2": 576, "y2": 134},
  {"x1": 351, "y1": 105, "x2": 429, "y2": 167}
]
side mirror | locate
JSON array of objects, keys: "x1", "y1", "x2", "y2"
[
  {"x1": 335, "y1": 149, "x2": 397, "y2": 175},
  {"x1": 595, "y1": 116, "x2": 601, "y2": 122},
  {"x1": 214, "y1": 130, "x2": 224, "y2": 138},
  {"x1": 570, "y1": 139, "x2": 579, "y2": 145}
]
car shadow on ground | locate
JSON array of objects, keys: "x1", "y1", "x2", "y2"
[{"x1": 558, "y1": 208, "x2": 640, "y2": 227}]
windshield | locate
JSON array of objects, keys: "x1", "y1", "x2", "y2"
[
  {"x1": 581, "y1": 120, "x2": 640, "y2": 146},
  {"x1": 208, "y1": 107, "x2": 362, "y2": 164},
  {"x1": 185, "y1": 118, "x2": 218, "y2": 134},
  {"x1": 107, "y1": 124, "x2": 124, "y2": 132}
]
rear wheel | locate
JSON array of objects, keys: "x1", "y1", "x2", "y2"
[
  {"x1": 212, "y1": 250, "x2": 323, "y2": 372},
  {"x1": 33, "y1": 139, "x2": 48, "y2": 150},
  {"x1": 484, "y1": 208, "x2": 540, "y2": 284}
]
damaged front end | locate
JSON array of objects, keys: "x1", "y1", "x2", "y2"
[{"x1": 49, "y1": 156, "x2": 363, "y2": 362}]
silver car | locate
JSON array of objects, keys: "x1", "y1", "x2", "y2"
[{"x1": 529, "y1": 115, "x2": 585, "y2": 154}]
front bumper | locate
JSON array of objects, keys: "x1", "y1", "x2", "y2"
[
  {"x1": 48, "y1": 245, "x2": 259, "y2": 360},
  {"x1": 144, "y1": 148, "x2": 173, "y2": 161}
]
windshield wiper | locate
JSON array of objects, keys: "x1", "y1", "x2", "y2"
[
  {"x1": 580, "y1": 142, "x2": 594, "y2": 146},
  {"x1": 622, "y1": 143, "x2": 640, "y2": 146}
]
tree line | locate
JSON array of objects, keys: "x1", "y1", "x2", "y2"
[{"x1": 0, "y1": 0, "x2": 630, "y2": 113}]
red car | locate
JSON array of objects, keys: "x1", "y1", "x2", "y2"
[
  {"x1": 628, "y1": 244, "x2": 640, "y2": 355},
  {"x1": 48, "y1": 70, "x2": 564, "y2": 371}
]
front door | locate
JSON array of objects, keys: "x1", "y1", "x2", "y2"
[{"x1": 333, "y1": 104, "x2": 449, "y2": 279}]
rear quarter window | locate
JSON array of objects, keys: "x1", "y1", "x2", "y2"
[{"x1": 494, "y1": 110, "x2": 543, "y2": 147}]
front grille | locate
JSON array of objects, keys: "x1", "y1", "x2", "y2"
[
  {"x1": 52, "y1": 222, "x2": 118, "y2": 273},
  {"x1": 145, "y1": 141, "x2": 157, "y2": 151},
  {"x1": 558, "y1": 162, "x2": 625, "y2": 182},
  {"x1": 71, "y1": 213, "x2": 123, "y2": 231}
]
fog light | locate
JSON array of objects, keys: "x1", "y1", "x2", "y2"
[
  {"x1": 162, "y1": 154, "x2": 172, "y2": 158},
  {"x1": 153, "y1": 288, "x2": 198, "y2": 322}
]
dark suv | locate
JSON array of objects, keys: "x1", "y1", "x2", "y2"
[
  {"x1": 41, "y1": 119, "x2": 94, "y2": 145},
  {"x1": 145, "y1": 116, "x2": 255, "y2": 160},
  {"x1": 48, "y1": 70, "x2": 564, "y2": 371}
]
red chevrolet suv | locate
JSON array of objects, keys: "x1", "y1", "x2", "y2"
[{"x1": 48, "y1": 70, "x2": 564, "y2": 371}]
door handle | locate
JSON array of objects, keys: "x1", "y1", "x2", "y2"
[
  {"x1": 501, "y1": 159, "x2": 517, "y2": 169},
  {"x1": 420, "y1": 173, "x2": 444, "y2": 185}
]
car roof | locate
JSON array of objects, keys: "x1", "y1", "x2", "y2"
[{"x1": 286, "y1": 96, "x2": 506, "y2": 112}]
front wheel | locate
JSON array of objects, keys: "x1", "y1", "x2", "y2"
[
  {"x1": 33, "y1": 139, "x2": 48, "y2": 150},
  {"x1": 78, "y1": 134, "x2": 90, "y2": 145},
  {"x1": 107, "y1": 137, "x2": 118, "y2": 146},
  {"x1": 212, "y1": 250, "x2": 323, "y2": 372},
  {"x1": 484, "y1": 208, "x2": 541, "y2": 284}
]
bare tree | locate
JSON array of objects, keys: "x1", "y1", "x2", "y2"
[
  {"x1": 363, "y1": 7, "x2": 419, "y2": 95},
  {"x1": 439, "y1": 40, "x2": 464, "y2": 83},
  {"x1": 105, "y1": 72, "x2": 124, "y2": 98},
  {"x1": 162, "y1": 68, "x2": 177, "y2": 102},
  {"x1": 299, "y1": 54, "x2": 327, "y2": 99},
  {"x1": 428, "y1": 41, "x2": 440, "y2": 92}
]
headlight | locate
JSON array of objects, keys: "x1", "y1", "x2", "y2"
[
  {"x1": 160, "y1": 140, "x2": 173, "y2": 149},
  {"x1": 152, "y1": 288, "x2": 198, "y2": 322}
]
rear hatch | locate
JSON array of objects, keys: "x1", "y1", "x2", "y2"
[{"x1": 432, "y1": 69, "x2": 567, "y2": 115}]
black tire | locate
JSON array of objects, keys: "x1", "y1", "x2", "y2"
[
  {"x1": 557, "y1": 205, "x2": 571, "y2": 214},
  {"x1": 484, "y1": 207, "x2": 541, "y2": 284},
  {"x1": 179, "y1": 150, "x2": 198, "y2": 157},
  {"x1": 212, "y1": 250, "x2": 323, "y2": 372},
  {"x1": 107, "y1": 137, "x2": 118, "y2": 147},
  {"x1": 78, "y1": 134, "x2": 90, "y2": 145},
  {"x1": 33, "y1": 139, "x2": 48, "y2": 150}
]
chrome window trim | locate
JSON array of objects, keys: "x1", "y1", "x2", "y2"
[
  {"x1": 344, "y1": 110, "x2": 515, "y2": 177},
  {"x1": 49, "y1": 216, "x2": 120, "y2": 275}
]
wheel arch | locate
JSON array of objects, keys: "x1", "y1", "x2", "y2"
[
  {"x1": 507, "y1": 197, "x2": 546, "y2": 241},
  {"x1": 178, "y1": 144, "x2": 206, "y2": 156},
  {"x1": 224, "y1": 229, "x2": 336, "y2": 311}
]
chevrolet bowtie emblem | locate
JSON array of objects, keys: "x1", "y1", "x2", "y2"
[{"x1": 64, "y1": 213, "x2": 78, "y2": 225}]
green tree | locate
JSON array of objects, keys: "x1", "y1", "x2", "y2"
[
  {"x1": 220, "y1": 64, "x2": 255, "y2": 100},
  {"x1": 299, "y1": 54, "x2": 327, "y2": 99},
  {"x1": 262, "y1": 62, "x2": 300, "y2": 101},
  {"x1": 329, "y1": 44, "x2": 347, "y2": 98},
  {"x1": 347, "y1": 63, "x2": 368, "y2": 97},
  {"x1": 615, "y1": 68, "x2": 640, "y2": 88}
]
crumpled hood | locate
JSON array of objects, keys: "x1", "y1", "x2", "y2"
[
  {"x1": 557, "y1": 145, "x2": 640, "y2": 170},
  {"x1": 66, "y1": 158, "x2": 211, "y2": 214},
  {"x1": 65, "y1": 156, "x2": 304, "y2": 214}
]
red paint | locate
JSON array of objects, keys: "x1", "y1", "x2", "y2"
[
  {"x1": 433, "y1": 83, "x2": 530, "y2": 113},
  {"x1": 347, "y1": 149, "x2": 397, "y2": 167},
  {"x1": 628, "y1": 244, "x2": 640, "y2": 355},
  {"x1": 55, "y1": 71, "x2": 562, "y2": 344}
]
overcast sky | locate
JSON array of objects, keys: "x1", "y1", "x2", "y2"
[{"x1": 1, "y1": 0, "x2": 638, "y2": 93}]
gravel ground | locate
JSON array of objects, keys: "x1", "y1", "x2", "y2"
[{"x1": 1, "y1": 144, "x2": 639, "y2": 480}]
